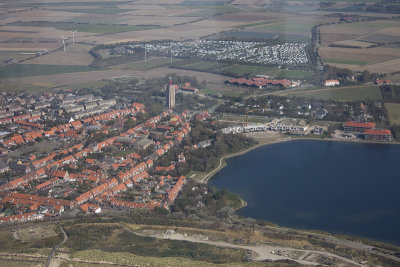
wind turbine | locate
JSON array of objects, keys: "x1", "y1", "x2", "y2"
[
  {"x1": 61, "y1": 35, "x2": 68, "y2": 52},
  {"x1": 69, "y1": 30, "x2": 77, "y2": 45}
]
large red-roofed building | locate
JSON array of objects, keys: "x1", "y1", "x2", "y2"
[
  {"x1": 344, "y1": 121, "x2": 376, "y2": 133},
  {"x1": 365, "y1": 129, "x2": 391, "y2": 142}
]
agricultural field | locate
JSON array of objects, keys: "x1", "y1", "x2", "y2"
[
  {"x1": 7, "y1": 21, "x2": 162, "y2": 34},
  {"x1": 21, "y1": 44, "x2": 95, "y2": 66},
  {"x1": 0, "y1": 51, "x2": 37, "y2": 67},
  {"x1": 0, "y1": 64, "x2": 97, "y2": 78},
  {"x1": 283, "y1": 85, "x2": 383, "y2": 101},
  {"x1": 319, "y1": 20, "x2": 400, "y2": 75},
  {"x1": 385, "y1": 103, "x2": 400, "y2": 126}
]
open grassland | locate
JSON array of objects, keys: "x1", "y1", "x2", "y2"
[
  {"x1": 385, "y1": 103, "x2": 400, "y2": 126},
  {"x1": 0, "y1": 260, "x2": 44, "y2": 267},
  {"x1": 277, "y1": 70, "x2": 314, "y2": 80},
  {"x1": 7, "y1": 21, "x2": 162, "y2": 34},
  {"x1": 283, "y1": 85, "x2": 383, "y2": 101},
  {"x1": 174, "y1": 60, "x2": 229, "y2": 72},
  {"x1": 72, "y1": 250, "x2": 266, "y2": 267},
  {"x1": 63, "y1": 222, "x2": 247, "y2": 264},
  {"x1": 16, "y1": 225, "x2": 58, "y2": 242},
  {"x1": 114, "y1": 57, "x2": 185, "y2": 71},
  {"x1": 0, "y1": 64, "x2": 98, "y2": 78},
  {"x1": 0, "y1": 225, "x2": 61, "y2": 253},
  {"x1": 222, "y1": 64, "x2": 277, "y2": 76},
  {"x1": 202, "y1": 88, "x2": 243, "y2": 97}
]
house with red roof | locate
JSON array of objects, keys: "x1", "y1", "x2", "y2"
[
  {"x1": 344, "y1": 121, "x2": 376, "y2": 133},
  {"x1": 365, "y1": 129, "x2": 391, "y2": 142}
]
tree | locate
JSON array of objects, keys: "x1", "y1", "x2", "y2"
[{"x1": 360, "y1": 70, "x2": 371, "y2": 82}]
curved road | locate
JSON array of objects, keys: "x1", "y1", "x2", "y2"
[{"x1": 46, "y1": 224, "x2": 68, "y2": 267}]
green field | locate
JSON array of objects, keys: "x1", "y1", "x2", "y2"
[
  {"x1": 119, "y1": 58, "x2": 181, "y2": 71},
  {"x1": 0, "y1": 64, "x2": 98, "y2": 78},
  {"x1": 277, "y1": 70, "x2": 313, "y2": 80},
  {"x1": 174, "y1": 60, "x2": 228, "y2": 72},
  {"x1": 324, "y1": 58, "x2": 368, "y2": 66},
  {"x1": 8, "y1": 22, "x2": 161, "y2": 34},
  {"x1": 222, "y1": 64, "x2": 277, "y2": 76},
  {"x1": 202, "y1": 88, "x2": 242, "y2": 97},
  {"x1": 385, "y1": 103, "x2": 400, "y2": 126},
  {"x1": 285, "y1": 85, "x2": 383, "y2": 101}
]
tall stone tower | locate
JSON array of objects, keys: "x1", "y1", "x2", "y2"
[{"x1": 167, "y1": 76, "x2": 175, "y2": 108}]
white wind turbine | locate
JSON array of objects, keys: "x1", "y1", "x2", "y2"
[
  {"x1": 69, "y1": 30, "x2": 77, "y2": 45},
  {"x1": 61, "y1": 35, "x2": 68, "y2": 52}
]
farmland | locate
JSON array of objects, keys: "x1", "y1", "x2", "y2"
[
  {"x1": 7, "y1": 21, "x2": 162, "y2": 34},
  {"x1": 0, "y1": 64, "x2": 97, "y2": 78},
  {"x1": 319, "y1": 20, "x2": 400, "y2": 75}
]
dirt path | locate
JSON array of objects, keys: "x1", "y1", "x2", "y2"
[{"x1": 47, "y1": 224, "x2": 68, "y2": 267}]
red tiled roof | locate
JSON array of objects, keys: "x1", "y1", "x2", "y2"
[
  {"x1": 344, "y1": 121, "x2": 376, "y2": 128},
  {"x1": 365, "y1": 129, "x2": 391, "y2": 135}
]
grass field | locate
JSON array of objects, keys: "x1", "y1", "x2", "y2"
[
  {"x1": 324, "y1": 58, "x2": 368, "y2": 66},
  {"x1": 385, "y1": 103, "x2": 400, "y2": 126},
  {"x1": 8, "y1": 22, "x2": 161, "y2": 34},
  {"x1": 285, "y1": 85, "x2": 383, "y2": 101},
  {"x1": 277, "y1": 70, "x2": 313, "y2": 80},
  {"x1": 222, "y1": 64, "x2": 277, "y2": 76},
  {"x1": 116, "y1": 57, "x2": 179, "y2": 71},
  {"x1": 202, "y1": 88, "x2": 242, "y2": 97},
  {"x1": 0, "y1": 64, "x2": 98, "y2": 78},
  {"x1": 174, "y1": 60, "x2": 228, "y2": 72}
]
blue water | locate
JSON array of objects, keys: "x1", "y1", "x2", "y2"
[{"x1": 210, "y1": 140, "x2": 400, "y2": 245}]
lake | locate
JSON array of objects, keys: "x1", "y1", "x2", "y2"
[{"x1": 210, "y1": 140, "x2": 400, "y2": 245}]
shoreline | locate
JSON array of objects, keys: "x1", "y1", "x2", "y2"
[
  {"x1": 199, "y1": 134, "x2": 400, "y2": 184},
  {"x1": 198, "y1": 133, "x2": 400, "y2": 248}
]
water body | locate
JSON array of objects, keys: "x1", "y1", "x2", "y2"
[{"x1": 210, "y1": 140, "x2": 400, "y2": 245}]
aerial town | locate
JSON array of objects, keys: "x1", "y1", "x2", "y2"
[
  {"x1": 0, "y1": 75, "x2": 394, "y2": 225},
  {"x1": 0, "y1": 84, "x2": 193, "y2": 224}
]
